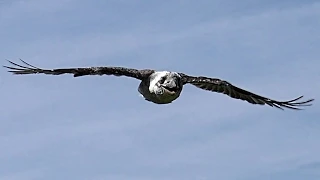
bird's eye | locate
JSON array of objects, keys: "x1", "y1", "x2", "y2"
[{"x1": 159, "y1": 77, "x2": 165, "y2": 84}]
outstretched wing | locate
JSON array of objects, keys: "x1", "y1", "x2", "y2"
[
  {"x1": 179, "y1": 73, "x2": 314, "y2": 110},
  {"x1": 3, "y1": 59, "x2": 155, "y2": 80}
]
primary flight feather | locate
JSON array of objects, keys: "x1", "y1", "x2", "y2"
[{"x1": 3, "y1": 59, "x2": 314, "y2": 110}]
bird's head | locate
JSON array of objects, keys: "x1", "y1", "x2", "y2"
[{"x1": 151, "y1": 71, "x2": 183, "y2": 95}]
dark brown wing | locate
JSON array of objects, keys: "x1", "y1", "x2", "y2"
[
  {"x1": 3, "y1": 59, "x2": 154, "y2": 80},
  {"x1": 179, "y1": 73, "x2": 314, "y2": 110}
]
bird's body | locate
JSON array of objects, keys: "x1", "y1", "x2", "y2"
[
  {"x1": 3, "y1": 59, "x2": 314, "y2": 110},
  {"x1": 138, "y1": 71, "x2": 183, "y2": 104}
]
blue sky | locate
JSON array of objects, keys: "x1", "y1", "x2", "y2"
[{"x1": 0, "y1": 0, "x2": 319, "y2": 179}]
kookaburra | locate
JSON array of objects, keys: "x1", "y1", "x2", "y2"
[{"x1": 3, "y1": 59, "x2": 314, "y2": 110}]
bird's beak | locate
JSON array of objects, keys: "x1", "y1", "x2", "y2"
[{"x1": 161, "y1": 84, "x2": 179, "y2": 94}]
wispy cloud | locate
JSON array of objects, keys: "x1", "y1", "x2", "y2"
[{"x1": 0, "y1": 168, "x2": 45, "y2": 180}]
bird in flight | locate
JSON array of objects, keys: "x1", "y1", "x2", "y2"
[{"x1": 3, "y1": 59, "x2": 314, "y2": 110}]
